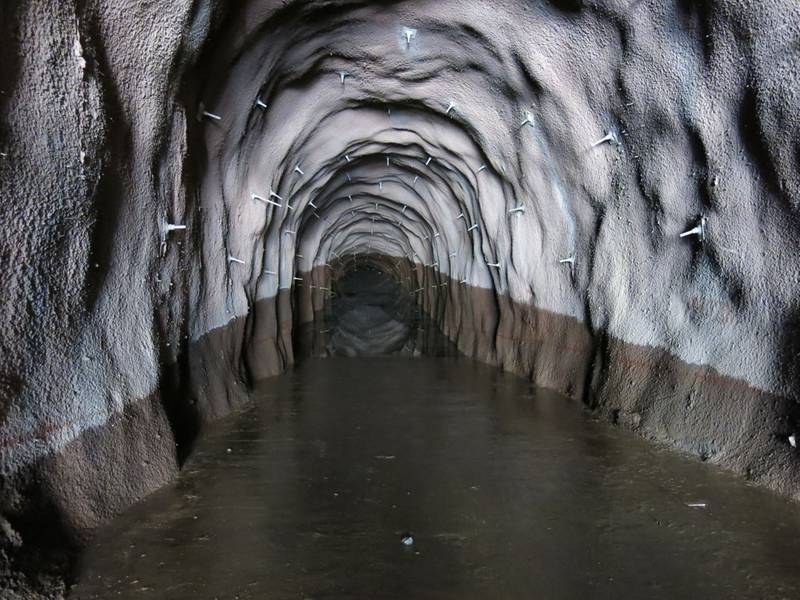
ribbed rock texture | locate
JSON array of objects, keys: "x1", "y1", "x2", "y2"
[{"x1": 1, "y1": 0, "x2": 799, "y2": 595}]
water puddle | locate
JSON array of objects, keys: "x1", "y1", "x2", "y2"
[{"x1": 72, "y1": 357, "x2": 800, "y2": 599}]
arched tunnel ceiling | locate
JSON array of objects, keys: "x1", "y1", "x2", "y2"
[
  {"x1": 188, "y1": 0, "x2": 800, "y2": 399},
  {"x1": 199, "y1": 3, "x2": 600, "y2": 307}
]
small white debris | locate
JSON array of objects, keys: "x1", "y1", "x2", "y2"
[
  {"x1": 790, "y1": 434, "x2": 797, "y2": 448},
  {"x1": 686, "y1": 502, "x2": 707, "y2": 509},
  {"x1": 521, "y1": 111, "x2": 535, "y2": 127},
  {"x1": 73, "y1": 37, "x2": 87, "y2": 71},
  {"x1": 591, "y1": 131, "x2": 620, "y2": 148},
  {"x1": 401, "y1": 533, "x2": 414, "y2": 546},
  {"x1": 402, "y1": 27, "x2": 417, "y2": 47},
  {"x1": 680, "y1": 216, "x2": 707, "y2": 241},
  {"x1": 164, "y1": 222, "x2": 186, "y2": 234}
]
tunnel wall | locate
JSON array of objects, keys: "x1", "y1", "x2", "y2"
[
  {"x1": 1, "y1": 0, "x2": 799, "y2": 593},
  {"x1": 0, "y1": 1, "x2": 217, "y2": 592},
  {"x1": 411, "y1": 267, "x2": 800, "y2": 496}
]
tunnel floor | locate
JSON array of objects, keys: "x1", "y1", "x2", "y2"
[{"x1": 71, "y1": 357, "x2": 800, "y2": 599}]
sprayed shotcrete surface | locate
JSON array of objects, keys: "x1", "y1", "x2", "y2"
[{"x1": 0, "y1": 0, "x2": 799, "y2": 594}]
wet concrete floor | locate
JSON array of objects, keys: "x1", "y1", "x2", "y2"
[{"x1": 72, "y1": 357, "x2": 800, "y2": 599}]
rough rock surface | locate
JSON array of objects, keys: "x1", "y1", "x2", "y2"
[{"x1": 1, "y1": 0, "x2": 799, "y2": 595}]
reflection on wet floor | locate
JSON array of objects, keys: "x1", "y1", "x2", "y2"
[
  {"x1": 72, "y1": 357, "x2": 800, "y2": 599},
  {"x1": 327, "y1": 266, "x2": 416, "y2": 356}
]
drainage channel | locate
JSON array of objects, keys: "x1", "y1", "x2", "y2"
[{"x1": 72, "y1": 356, "x2": 800, "y2": 599}]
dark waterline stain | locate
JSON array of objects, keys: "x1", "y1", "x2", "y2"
[{"x1": 71, "y1": 356, "x2": 800, "y2": 599}]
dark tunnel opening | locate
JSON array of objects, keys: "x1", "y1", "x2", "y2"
[
  {"x1": 327, "y1": 260, "x2": 414, "y2": 356},
  {"x1": 291, "y1": 253, "x2": 460, "y2": 360}
]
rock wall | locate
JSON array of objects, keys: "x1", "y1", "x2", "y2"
[{"x1": 1, "y1": 0, "x2": 799, "y2": 594}]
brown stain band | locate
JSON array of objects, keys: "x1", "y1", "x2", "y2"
[{"x1": 290, "y1": 259, "x2": 800, "y2": 500}]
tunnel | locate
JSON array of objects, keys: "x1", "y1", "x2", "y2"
[{"x1": 1, "y1": 0, "x2": 800, "y2": 597}]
